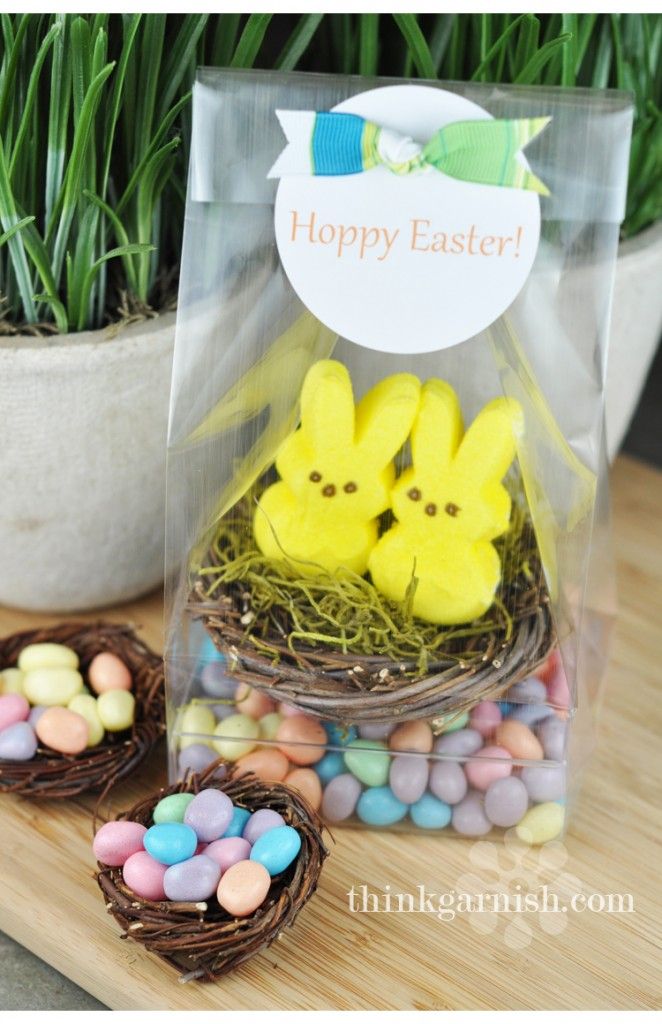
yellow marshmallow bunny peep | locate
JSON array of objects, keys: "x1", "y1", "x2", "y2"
[
  {"x1": 368, "y1": 380, "x2": 524, "y2": 624},
  {"x1": 254, "y1": 360, "x2": 420, "y2": 576}
]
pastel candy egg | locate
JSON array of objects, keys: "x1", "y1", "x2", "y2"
[
  {"x1": 451, "y1": 790, "x2": 492, "y2": 836},
  {"x1": 235, "y1": 685, "x2": 276, "y2": 720},
  {"x1": 284, "y1": 768, "x2": 322, "y2": 811},
  {"x1": 358, "y1": 722, "x2": 394, "y2": 741},
  {"x1": 521, "y1": 764, "x2": 567, "y2": 802},
  {"x1": 433, "y1": 710, "x2": 469, "y2": 733},
  {"x1": 508, "y1": 704, "x2": 554, "y2": 728},
  {"x1": 275, "y1": 715, "x2": 326, "y2": 765},
  {"x1": 216, "y1": 860, "x2": 271, "y2": 917},
  {"x1": 184, "y1": 788, "x2": 234, "y2": 842},
  {"x1": 143, "y1": 823, "x2": 198, "y2": 865},
  {"x1": 0, "y1": 721, "x2": 38, "y2": 760},
  {"x1": 389, "y1": 720, "x2": 433, "y2": 754},
  {"x1": 356, "y1": 787, "x2": 407, "y2": 826},
  {"x1": 314, "y1": 751, "x2": 345, "y2": 784},
  {"x1": 36, "y1": 706, "x2": 88, "y2": 754},
  {"x1": 429, "y1": 761, "x2": 468, "y2": 805},
  {"x1": 410, "y1": 793, "x2": 452, "y2": 830},
  {"x1": 235, "y1": 748, "x2": 289, "y2": 783},
  {"x1": 68, "y1": 693, "x2": 104, "y2": 747},
  {"x1": 536, "y1": 716, "x2": 567, "y2": 761},
  {"x1": 0, "y1": 693, "x2": 30, "y2": 731},
  {"x1": 213, "y1": 703, "x2": 236, "y2": 722},
  {"x1": 200, "y1": 661, "x2": 236, "y2": 699},
  {"x1": 534, "y1": 649, "x2": 559, "y2": 684},
  {"x1": 484, "y1": 777, "x2": 529, "y2": 827},
  {"x1": 547, "y1": 665, "x2": 571, "y2": 710},
  {"x1": 153, "y1": 793, "x2": 195, "y2": 825},
  {"x1": 243, "y1": 808, "x2": 285, "y2": 845},
  {"x1": 204, "y1": 837, "x2": 251, "y2": 873},
  {"x1": 93, "y1": 821, "x2": 147, "y2": 866},
  {"x1": 321, "y1": 774, "x2": 362, "y2": 822},
  {"x1": 389, "y1": 754, "x2": 429, "y2": 804},
  {"x1": 0, "y1": 668, "x2": 25, "y2": 695},
  {"x1": 469, "y1": 701, "x2": 501, "y2": 737},
  {"x1": 163, "y1": 854, "x2": 221, "y2": 901},
  {"x1": 28, "y1": 705, "x2": 48, "y2": 728},
  {"x1": 23, "y1": 668, "x2": 83, "y2": 707},
  {"x1": 507, "y1": 676, "x2": 547, "y2": 704},
  {"x1": 97, "y1": 690, "x2": 135, "y2": 732},
  {"x1": 515, "y1": 802, "x2": 565, "y2": 845},
  {"x1": 178, "y1": 744, "x2": 222, "y2": 778},
  {"x1": 494, "y1": 720, "x2": 543, "y2": 760},
  {"x1": 179, "y1": 704, "x2": 216, "y2": 750},
  {"x1": 223, "y1": 805, "x2": 251, "y2": 838},
  {"x1": 433, "y1": 728, "x2": 483, "y2": 757},
  {"x1": 88, "y1": 652, "x2": 132, "y2": 695},
  {"x1": 250, "y1": 824, "x2": 301, "y2": 876},
  {"x1": 343, "y1": 739, "x2": 390, "y2": 787},
  {"x1": 122, "y1": 851, "x2": 167, "y2": 901},
  {"x1": 198, "y1": 634, "x2": 224, "y2": 664},
  {"x1": 278, "y1": 701, "x2": 301, "y2": 718},
  {"x1": 212, "y1": 714, "x2": 259, "y2": 761},
  {"x1": 18, "y1": 643, "x2": 78, "y2": 672},
  {"x1": 258, "y1": 712, "x2": 282, "y2": 740},
  {"x1": 324, "y1": 722, "x2": 358, "y2": 747},
  {"x1": 464, "y1": 746, "x2": 512, "y2": 791}
]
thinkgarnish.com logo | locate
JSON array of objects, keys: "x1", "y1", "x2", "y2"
[{"x1": 346, "y1": 831, "x2": 633, "y2": 949}]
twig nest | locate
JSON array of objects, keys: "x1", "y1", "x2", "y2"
[
  {"x1": 0, "y1": 622, "x2": 164, "y2": 798},
  {"x1": 95, "y1": 763, "x2": 328, "y2": 982}
]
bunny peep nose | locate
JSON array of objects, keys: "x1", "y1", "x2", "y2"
[{"x1": 254, "y1": 360, "x2": 420, "y2": 577}]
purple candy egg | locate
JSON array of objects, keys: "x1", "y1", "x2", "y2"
[
  {"x1": 163, "y1": 854, "x2": 221, "y2": 901},
  {"x1": 451, "y1": 790, "x2": 492, "y2": 836},
  {"x1": 521, "y1": 764, "x2": 567, "y2": 802},
  {"x1": 0, "y1": 721, "x2": 38, "y2": 761},
  {"x1": 28, "y1": 705, "x2": 48, "y2": 729},
  {"x1": 321, "y1": 774, "x2": 362, "y2": 822},
  {"x1": 358, "y1": 722, "x2": 394, "y2": 741},
  {"x1": 183, "y1": 788, "x2": 234, "y2": 842},
  {"x1": 506, "y1": 677, "x2": 547, "y2": 704},
  {"x1": 433, "y1": 728, "x2": 483, "y2": 757},
  {"x1": 242, "y1": 808, "x2": 285, "y2": 845},
  {"x1": 536, "y1": 716, "x2": 567, "y2": 762},
  {"x1": 178, "y1": 744, "x2": 225, "y2": 779},
  {"x1": 429, "y1": 761, "x2": 468, "y2": 805},
  {"x1": 199, "y1": 662, "x2": 237, "y2": 700},
  {"x1": 484, "y1": 776, "x2": 529, "y2": 827},
  {"x1": 508, "y1": 704, "x2": 555, "y2": 728},
  {"x1": 389, "y1": 754, "x2": 429, "y2": 804}
]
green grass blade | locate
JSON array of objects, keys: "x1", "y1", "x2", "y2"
[
  {"x1": 8, "y1": 20, "x2": 60, "y2": 180},
  {"x1": 157, "y1": 14, "x2": 208, "y2": 122},
  {"x1": 210, "y1": 13, "x2": 241, "y2": 66},
  {"x1": 514, "y1": 33, "x2": 572, "y2": 85},
  {"x1": 0, "y1": 135, "x2": 37, "y2": 321},
  {"x1": 100, "y1": 13, "x2": 142, "y2": 198},
  {"x1": 82, "y1": 188, "x2": 138, "y2": 293},
  {"x1": 76, "y1": 241, "x2": 154, "y2": 330},
  {"x1": 276, "y1": 13, "x2": 323, "y2": 72},
  {"x1": 0, "y1": 215, "x2": 34, "y2": 247},
  {"x1": 358, "y1": 14, "x2": 379, "y2": 76},
  {"x1": 428, "y1": 14, "x2": 455, "y2": 74},
  {"x1": 230, "y1": 13, "x2": 272, "y2": 69},
  {"x1": 393, "y1": 14, "x2": 436, "y2": 79},
  {"x1": 469, "y1": 13, "x2": 528, "y2": 81},
  {"x1": 0, "y1": 13, "x2": 30, "y2": 134}
]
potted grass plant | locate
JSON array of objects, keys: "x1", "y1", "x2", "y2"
[{"x1": 1, "y1": 13, "x2": 659, "y2": 611}]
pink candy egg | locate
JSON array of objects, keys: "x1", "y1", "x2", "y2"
[
  {"x1": 465, "y1": 746, "x2": 512, "y2": 791},
  {"x1": 216, "y1": 860, "x2": 271, "y2": 917},
  {"x1": 0, "y1": 693, "x2": 29, "y2": 732},
  {"x1": 235, "y1": 748, "x2": 290, "y2": 783},
  {"x1": 278, "y1": 701, "x2": 301, "y2": 718},
  {"x1": 276, "y1": 715, "x2": 326, "y2": 765},
  {"x1": 235, "y1": 685, "x2": 276, "y2": 720},
  {"x1": 36, "y1": 706, "x2": 88, "y2": 754},
  {"x1": 547, "y1": 664, "x2": 571, "y2": 711},
  {"x1": 469, "y1": 700, "x2": 502, "y2": 738},
  {"x1": 122, "y1": 851, "x2": 167, "y2": 901},
  {"x1": 284, "y1": 767, "x2": 322, "y2": 811},
  {"x1": 205, "y1": 837, "x2": 251, "y2": 873},
  {"x1": 88, "y1": 652, "x2": 132, "y2": 695},
  {"x1": 494, "y1": 720, "x2": 544, "y2": 760},
  {"x1": 93, "y1": 821, "x2": 147, "y2": 866},
  {"x1": 388, "y1": 720, "x2": 433, "y2": 754},
  {"x1": 534, "y1": 649, "x2": 559, "y2": 685}
]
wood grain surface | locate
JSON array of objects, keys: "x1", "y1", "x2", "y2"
[{"x1": 0, "y1": 454, "x2": 660, "y2": 1010}]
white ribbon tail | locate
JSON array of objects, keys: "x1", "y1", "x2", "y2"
[{"x1": 267, "y1": 110, "x2": 316, "y2": 179}]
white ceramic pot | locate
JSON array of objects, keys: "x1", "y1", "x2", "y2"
[
  {"x1": 606, "y1": 220, "x2": 662, "y2": 459},
  {"x1": 0, "y1": 313, "x2": 175, "y2": 611}
]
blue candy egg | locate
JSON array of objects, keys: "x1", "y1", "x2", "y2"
[
  {"x1": 222, "y1": 805, "x2": 251, "y2": 838},
  {"x1": 410, "y1": 793, "x2": 452, "y2": 830},
  {"x1": 497, "y1": 701, "x2": 514, "y2": 717},
  {"x1": 356, "y1": 787, "x2": 407, "y2": 826},
  {"x1": 143, "y1": 823, "x2": 198, "y2": 865},
  {"x1": 315, "y1": 751, "x2": 345, "y2": 784},
  {"x1": 324, "y1": 722, "x2": 358, "y2": 747},
  {"x1": 250, "y1": 825, "x2": 302, "y2": 877},
  {"x1": 197, "y1": 633, "x2": 225, "y2": 664}
]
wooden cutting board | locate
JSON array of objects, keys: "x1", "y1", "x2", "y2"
[{"x1": 1, "y1": 455, "x2": 661, "y2": 1010}]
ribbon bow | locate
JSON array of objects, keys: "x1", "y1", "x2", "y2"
[{"x1": 268, "y1": 110, "x2": 551, "y2": 195}]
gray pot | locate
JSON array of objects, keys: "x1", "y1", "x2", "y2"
[{"x1": 0, "y1": 313, "x2": 175, "y2": 611}]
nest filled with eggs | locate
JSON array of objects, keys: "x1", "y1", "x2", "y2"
[
  {"x1": 0, "y1": 621, "x2": 164, "y2": 798},
  {"x1": 191, "y1": 500, "x2": 555, "y2": 725},
  {"x1": 95, "y1": 762, "x2": 328, "y2": 983}
]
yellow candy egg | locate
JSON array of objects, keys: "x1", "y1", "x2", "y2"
[
  {"x1": 515, "y1": 802, "x2": 565, "y2": 845},
  {"x1": 18, "y1": 643, "x2": 79, "y2": 672},
  {"x1": 96, "y1": 690, "x2": 135, "y2": 732},
  {"x1": 23, "y1": 667, "x2": 84, "y2": 707},
  {"x1": 0, "y1": 668, "x2": 25, "y2": 695},
  {"x1": 212, "y1": 714, "x2": 259, "y2": 761},
  {"x1": 258, "y1": 712, "x2": 282, "y2": 740},
  {"x1": 68, "y1": 693, "x2": 105, "y2": 747},
  {"x1": 179, "y1": 704, "x2": 217, "y2": 750}
]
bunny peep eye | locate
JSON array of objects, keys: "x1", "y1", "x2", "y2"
[
  {"x1": 445, "y1": 502, "x2": 461, "y2": 517},
  {"x1": 343, "y1": 481, "x2": 358, "y2": 493},
  {"x1": 309, "y1": 471, "x2": 322, "y2": 482},
  {"x1": 425, "y1": 502, "x2": 437, "y2": 517},
  {"x1": 322, "y1": 484, "x2": 336, "y2": 497},
  {"x1": 407, "y1": 487, "x2": 422, "y2": 502}
]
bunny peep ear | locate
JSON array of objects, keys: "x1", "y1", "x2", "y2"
[
  {"x1": 354, "y1": 373, "x2": 420, "y2": 468},
  {"x1": 411, "y1": 379, "x2": 463, "y2": 475},
  {"x1": 455, "y1": 397, "x2": 524, "y2": 484},
  {"x1": 299, "y1": 359, "x2": 355, "y2": 452}
]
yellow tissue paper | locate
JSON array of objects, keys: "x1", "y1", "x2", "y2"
[
  {"x1": 368, "y1": 379, "x2": 524, "y2": 624},
  {"x1": 254, "y1": 359, "x2": 420, "y2": 575}
]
